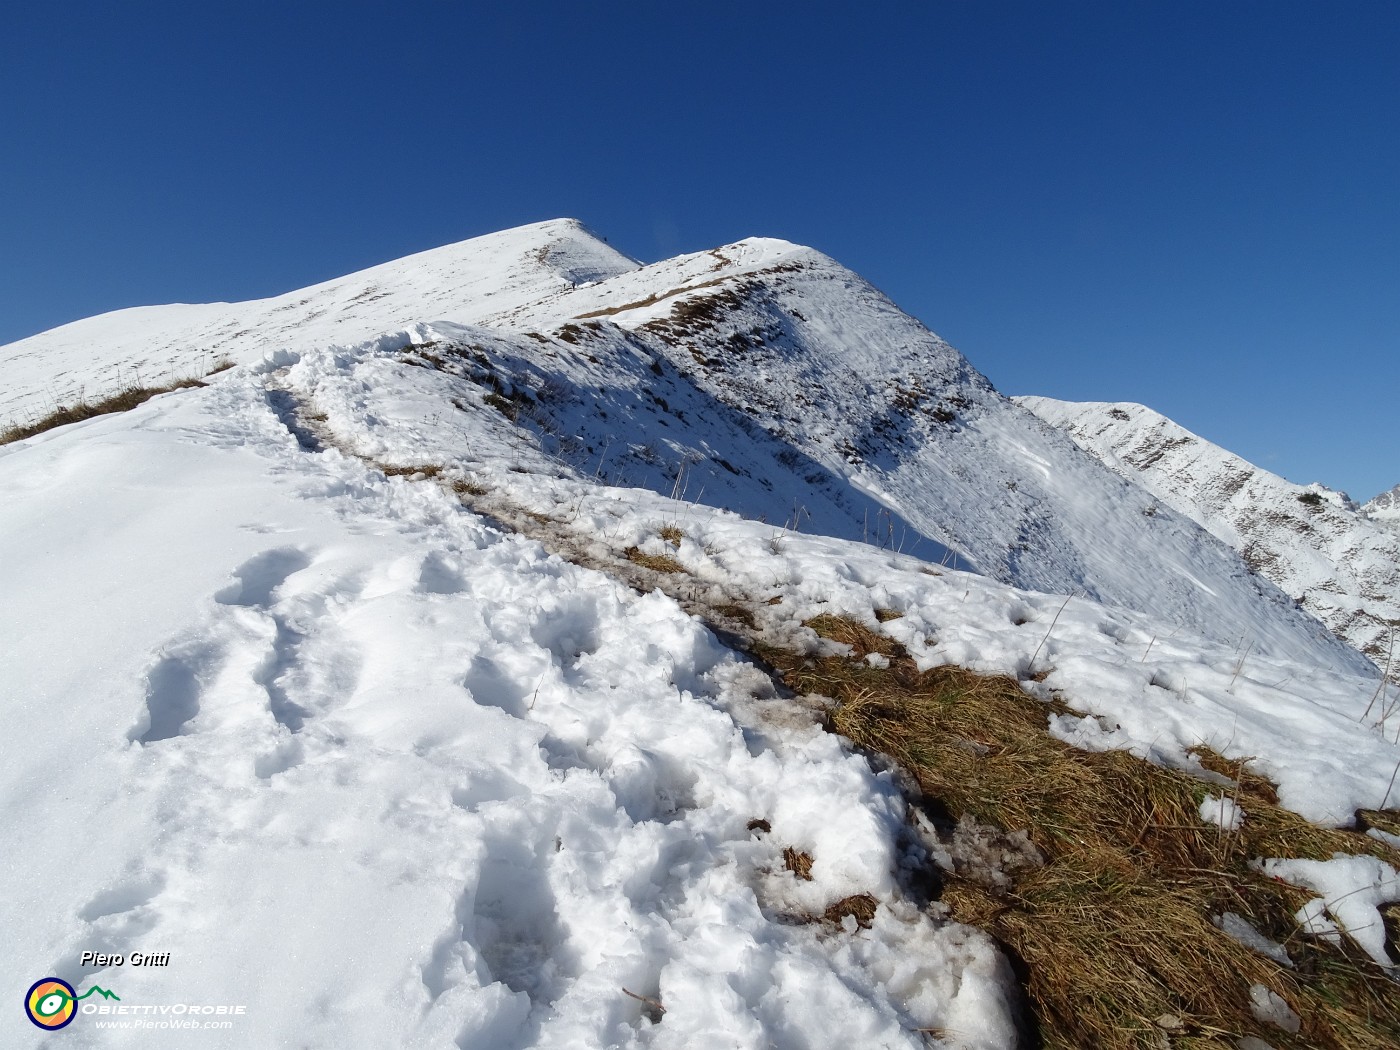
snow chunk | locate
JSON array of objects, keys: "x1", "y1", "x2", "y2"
[
  {"x1": 251, "y1": 347, "x2": 301, "y2": 372},
  {"x1": 1199, "y1": 794, "x2": 1244, "y2": 831},
  {"x1": 1248, "y1": 984, "x2": 1301, "y2": 1034},
  {"x1": 1212, "y1": 912, "x2": 1292, "y2": 967},
  {"x1": 1294, "y1": 897, "x2": 1344, "y2": 946},
  {"x1": 1259, "y1": 854, "x2": 1400, "y2": 965}
]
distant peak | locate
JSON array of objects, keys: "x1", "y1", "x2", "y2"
[{"x1": 1363, "y1": 482, "x2": 1400, "y2": 512}]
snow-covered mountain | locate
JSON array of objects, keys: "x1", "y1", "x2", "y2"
[
  {"x1": 0, "y1": 221, "x2": 1362, "y2": 675},
  {"x1": 0, "y1": 219, "x2": 640, "y2": 426},
  {"x1": 1018, "y1": 396, "x2": 1399, "y2": 675},
  {"x1": 1364, "y1": 482, "x2": 1400, "y2": 535},
  {"x1": 4, "y1": 221, "x2": 1399, "y2": 1048}
]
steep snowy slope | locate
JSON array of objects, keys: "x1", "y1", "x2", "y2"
[
  {"x1": 493, "y1": 238, "x2": 1361, "y2": 669},
  {"x1": 1019, "y1": 396, "x2": 1400, "y2": 674},
  {"x1": 0, "y1": 221, "x2": 1368, "y2": 675},
  {"x1": 5, "y1": 221, "x2": 1400, "y2": 1048},
  {"x1": 4, "y1": 343, "x2": 1397, "y2": 1048}
]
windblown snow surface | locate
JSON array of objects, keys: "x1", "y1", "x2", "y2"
[
  {"x1": 3, "y1": 221, "x2": 1398, "y2": 1048},
  {"x1": 1017, "y1": 396, "x2": 1400, "y2": 677}
]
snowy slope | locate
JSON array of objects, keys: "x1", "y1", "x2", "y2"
[
  {"x1": 0, "y1": 376, "x2": 1018, "y2": 1050},
  {"x1": 497, "y1": 237, "x2": 1361, "y2": 669},
  {"x1": 0, "y1": 219, "x2": 638, "y2": 425},
  {"x1": 0, "y1": 222, "x2": 1365, "y2": 674},
  {"x1": 284, "y1": 337, "x2": 1400, "y2": 823},
  {"x1": 1019, "y1": 396, "x2": 1400, "y2": 674},
  {"x1": 4, "y1": 344, "x2": 1398, "y2": 1048}
]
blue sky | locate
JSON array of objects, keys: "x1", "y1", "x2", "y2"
[{"x1": 4, "y1": 2, "x2": 1396, "y2": 499}]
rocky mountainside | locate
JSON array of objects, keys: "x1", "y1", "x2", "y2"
[
  {"x1": 0, "y1": 221, "x2": 1364, "y2": 674},
  {"x1": 1019, "y1": 396, "x2": 1398, "y2": 675},
  {"x1": 1364, "y1": 483, "x2": 1400, "y2": 534}
]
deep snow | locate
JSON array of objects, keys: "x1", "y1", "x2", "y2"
[{"x1": 1, "y1": 376, "x2": 1017, "y2": 1048}]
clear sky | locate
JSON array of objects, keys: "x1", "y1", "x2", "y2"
[{"x1": 4, "y1": 2, "x2": 1396, "y2": 499}]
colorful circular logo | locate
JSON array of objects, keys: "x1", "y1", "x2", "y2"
[{"x1": 25, "y1": 978, "x2": 77, "y2": 1030}]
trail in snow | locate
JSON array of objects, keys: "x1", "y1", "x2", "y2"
[
  {"x1": 1, "y1": 369, "x2": 1017, "y2": 1049},
  {"x1": 283, "y1": 333, "x2": 1400, "y2": 827}
]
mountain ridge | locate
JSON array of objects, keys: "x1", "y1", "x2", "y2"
[
  {"x1": 1019, "y1": 395, "x2": 1399, "y2": 674},
  {"x1": 0, "y1": 220, "x2": 1372, "y2": 675}
]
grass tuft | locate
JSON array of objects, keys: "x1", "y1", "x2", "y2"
[
  {"x1": 1, "y1": 376, "x2": 210, "y2": 445},
  {"x1": 783, "y1": 846, "x2": 814, "y2": 881},
  {"x1": 624, "y1": 546, "x2": 685, "y2": 574},
  {"x1": 803, "y1": 613, "x2": 905, "y2": 659},
  {"x1": 824, "y1": 893, "x2": 879, "y2": 929},
  {"x1": 378, "y1": 463, "x2": 442, "y2": 479}
]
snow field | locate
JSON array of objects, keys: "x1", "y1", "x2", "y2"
[{"x1": 1, "y1": 375, "x2": 1018, "y2": 1048}]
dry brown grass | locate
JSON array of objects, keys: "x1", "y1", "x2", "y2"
[
  {"x1": 378, "y1": 463, "x2": 443, "y2": 479},
  {"x1": 752, "y1": 613, "x2": 1400, "y2": 1050},
  {"x1": 824, "y1": 893, "x2": 880, "y2": 929},
  {"x1": 783, "y1": 846, "x2": 814, "y2": 881},
  {"x1": 623, "y1": 546, "x2": 686, "y2": 574},
  {"x1": 803, "y1": 612, "x2": 905, "y2": 658},
  {"x1": 659, "y1": 524, "x2": 684, "y2": 547},
  {"x1": 0, "y1": 375, "x2": 212, "y2": 445},
  {"x1": 450, "y1": 478, "x2": 488, "y2": 497}
]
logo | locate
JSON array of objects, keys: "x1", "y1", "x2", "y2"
[{"x1": 24, "y1": 978, "x2": 119, "y2": 1030}]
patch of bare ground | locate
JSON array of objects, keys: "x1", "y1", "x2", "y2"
[{"x1": 756, "y1": 614, "x2": 1400, "y2": 1050}]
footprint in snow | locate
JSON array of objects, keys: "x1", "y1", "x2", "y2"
[
  {"x1": 129, "y1": 644, "x2": 220, "y2": 744},
  {"x1": 416, "y1": 550, "x2": 469, "y2": 595},
  {"x1": 51, "y1": 872, "x2": 168, "y2": 986},
  {"x1": 215, "y1": 547, "x2": 312, "y2": 609}
]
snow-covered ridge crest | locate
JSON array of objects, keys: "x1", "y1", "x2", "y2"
[
  {"x1": 0, "y1": 218, "x2": 639, "y2": 424},
  {"x1": 501, "y1": 238, "x2": 1363, "y2": 669},
  {"x1": 0, "y1": 220, "x2": 1374, "y2": 673},
  {"x1": 1018, "y1": 395, "x2": 1400, "y2": 675}
]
